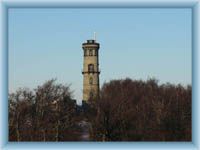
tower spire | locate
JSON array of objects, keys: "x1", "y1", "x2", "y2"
[{"x1": 94, "y1": 32, "x2": 96, "y2": 41}]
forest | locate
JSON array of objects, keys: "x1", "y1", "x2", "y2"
[{"x1": 9, "y1": 78, "x2": 191, "y2": 141}]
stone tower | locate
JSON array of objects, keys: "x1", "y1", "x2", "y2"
[{"x1": 82, "y1": 39, "x2": 100, "y2": 102}]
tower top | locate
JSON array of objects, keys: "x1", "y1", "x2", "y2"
[
  {"x1": 87, "y1": 40, "x2": 96, "y2": 44},
  {"x1": 82, "y1": 39, "x2": 100, "y2": 48},
  {"x1": 82, "y1": 33, "x2": 100, "y2": 49}
]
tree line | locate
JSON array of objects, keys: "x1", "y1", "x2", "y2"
[
  {"x1": 89, "y1": 78, "x2": 191, "y2": 141},
  {"x1": 9, "y1": 79, "x2": 77, "y2": 141},
  {"x1": 9, "y1": 78, "x2": 191, "y2": 141}
]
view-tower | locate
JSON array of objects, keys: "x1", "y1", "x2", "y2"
[{"x1": 82, "y1": 33, "x2": 100, "y2": 102}]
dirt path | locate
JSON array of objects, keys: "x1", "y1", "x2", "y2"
[{"x1": 78, "y1": 120, "x2": 91, "y2": 141}]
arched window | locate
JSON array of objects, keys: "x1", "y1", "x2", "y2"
[
  {"x1": 88, "y1": 64, "x2": 94, "y2": 72},
  {"x1": 94, "y1": 50, "x2": 98, "y2": 56},
  {"x1": 90, "y1": 91, "x2": 94, "y2": 99},
  {"x1": 89, "y1": 49, "x2": 93, "y2": 56},
  {"x1": 89, "y1": 77, "x2": 93, "y2": 85},
  {"x1": 84, "y1": 50, "x2": 87, "y2": 56}
]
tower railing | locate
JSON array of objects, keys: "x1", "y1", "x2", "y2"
[{"x1": 82, "y1": 68, "x2": 101, "y2": 74}]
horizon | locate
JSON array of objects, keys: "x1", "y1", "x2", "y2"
[{"x1": 8, "y1": 8, "x2": 192, "y2": 104}]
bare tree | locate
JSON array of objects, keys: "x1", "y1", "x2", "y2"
[
  {"x1": 9, "y1": 79, "x2": 76, "y2": 141},
  {"x1": 90, "y1": 78, "x2": 191, "y2": 141},
  {"x1": 9, "y1": 88, "x2": 34, "y2": 141}
]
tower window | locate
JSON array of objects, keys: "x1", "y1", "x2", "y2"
[
  {"x1": 90, "y1": 91, "x2": 94, "y2": 99},
  {"x1": 94, "y1": 50, "x2": 98, "y2": 56},
  {"x1": 88, "y1": 64, "x2": 94, "y2": 72},
  {"x1": 89, "y1": 49, "x2": 93, "y2": 56},
  {"x1": 84, "y1": 50, "x2": 87, "y2": 56},
  {"x1": 89, "y1": 77, "x2": 93, "y2": 85}
]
